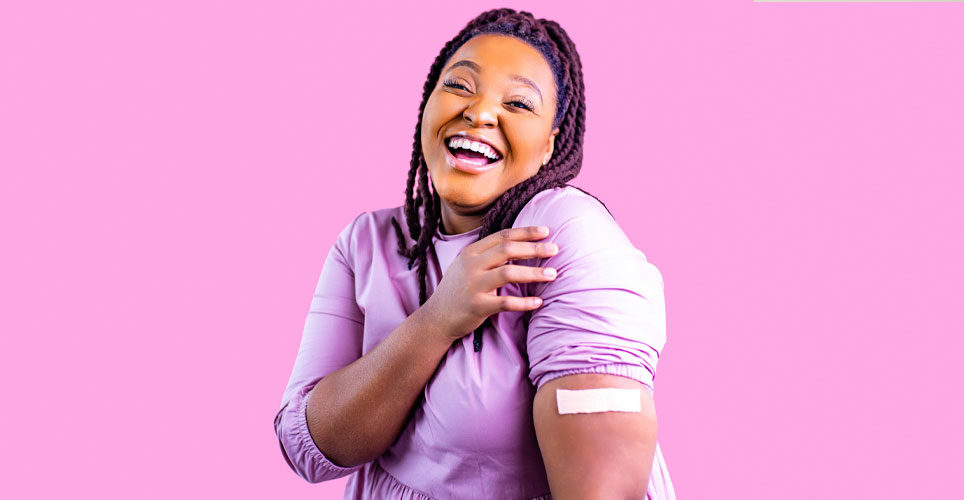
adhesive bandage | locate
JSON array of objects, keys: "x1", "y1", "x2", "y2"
[{"x1": 556, "y1": 388, "x2": 642, "y2": 415}]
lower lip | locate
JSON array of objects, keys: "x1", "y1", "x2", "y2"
[{"x1": 444, "y1": 145, "x2": 502, "y2": 174}]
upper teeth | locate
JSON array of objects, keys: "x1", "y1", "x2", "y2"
[{"x1": 447, "y1": 137, "x2": 501, "y2": 161}]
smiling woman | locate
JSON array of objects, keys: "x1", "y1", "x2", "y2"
[
  {"x1": 422, "y1": 34, "x2": 560, "y2": 221},
  {"x1": 274, "y1": 8, "x2": 675, "y2": 500}
]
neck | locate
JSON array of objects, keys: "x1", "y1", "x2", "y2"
[{"x1": 439, "y1": 203, "x2": 483, "y2": 235}]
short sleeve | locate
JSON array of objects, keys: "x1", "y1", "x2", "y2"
[
  {"x1": 273, "y1": 213, "x2": 369, "y2": 483},
  {"x1": 523, "y1": 194, "x2": 667, "y2": 394}
]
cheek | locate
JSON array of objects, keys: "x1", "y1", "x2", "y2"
[
  {"x1": 504, "y1": 127, "x2": 548, "y2": 163},
  {"x1": 420, "y1": 92, "x2": 457, "y2": 155},
  {"x1": 420, "y1": 97, "x2": 440, "y2": 150}
]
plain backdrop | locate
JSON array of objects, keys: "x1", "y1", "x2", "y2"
[{"x1": 1, "y1": 1, "x2": 962, "y2": 498}]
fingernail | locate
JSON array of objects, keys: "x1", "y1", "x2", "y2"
[{"x1": 543, "y1": 267, "x2": 557, "y2": 278}]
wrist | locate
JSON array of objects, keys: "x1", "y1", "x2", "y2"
[{"x1": 411, "y1": 301, "x2": 458, "y2": 349}]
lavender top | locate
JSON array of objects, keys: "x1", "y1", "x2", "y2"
[{"x1": 274, "y1": 186, "x2": 676, "y2": 499}]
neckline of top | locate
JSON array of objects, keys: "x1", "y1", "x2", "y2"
[{"x1": 435, "y1": 223, "x2": 482, "y2": 242}]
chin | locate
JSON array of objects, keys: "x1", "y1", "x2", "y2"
[
  {"x1": 439, "y1": 186, "x2": 490, "y2": 210},
  {"x1": 430, "y1": 166, "x2": 485, "y2": 201}
]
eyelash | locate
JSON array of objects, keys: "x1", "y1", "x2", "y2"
[{"x1": 442, "y1": 79, "x2": 535, "y2": 112}]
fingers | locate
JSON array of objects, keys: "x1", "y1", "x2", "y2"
[
  {"x1": 462, "y1": 225, "x2": 560, "y2": 316},
  {"x1": 473, "y1": 226, "x2": 552, "y2": 254},
  {"x1": 480, "y1": 294, "x2": 546, "y2": 313},
  {"x1": 475, "y1": 227, "x2": 560, "y2": 269},
  {"x1": 479, "y1": 264, "x2": 557, "y2": 291}
]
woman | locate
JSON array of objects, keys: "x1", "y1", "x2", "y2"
[{"x1": 275, "y1": 8, "x2": 675, "y2": 499}]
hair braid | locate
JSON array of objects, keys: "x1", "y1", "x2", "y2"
[{"x1": 391, "y1": 8, "x2": 608, "y2": 352}]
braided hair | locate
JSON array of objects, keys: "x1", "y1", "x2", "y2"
[{"x1": 389, "y1": 8, "x2": 607, "y2": 352}]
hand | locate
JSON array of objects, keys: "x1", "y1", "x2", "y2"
[{"x1": 423, "y1": 225, "x2": 560, "y2": 342}]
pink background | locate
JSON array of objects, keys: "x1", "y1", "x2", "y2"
[{"x1": 2, "y1": 1, "x2": 962, "y2": 498}]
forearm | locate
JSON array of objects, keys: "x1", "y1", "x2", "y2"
[{"x1": 304, "y1": 304, "x2": 454, "y2": 467}]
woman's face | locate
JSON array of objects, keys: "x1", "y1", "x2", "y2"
[{"x1": 420, "y1": 33, "x2": 560, "y2": 233}]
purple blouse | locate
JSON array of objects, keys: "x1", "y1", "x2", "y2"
[{"x1": 274, "y1": 186, "x2": 676, "y2": 499}]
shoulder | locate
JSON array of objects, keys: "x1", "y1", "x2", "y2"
[
  {"x1": 516, "y1": 185, "x2": 612, "y2": 223},
  {"x1": 517, "y1": 186, "x2": 664, "y2": 294},
  {"x1": 331, "y1": 204, "x2": 413, "y2": 268},
  {"x1": 515, "y1": 185, "x2": 632, "y2": 249},
  {"x1": 336, "y1": 204, "x2": 411, "y2": 247}
]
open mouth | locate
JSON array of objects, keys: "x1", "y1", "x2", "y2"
[{"x1": 445, "y1": 136, "x2": 503, "y2": 166}]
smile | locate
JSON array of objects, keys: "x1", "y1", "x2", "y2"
[{"x1": 443, "y1": 134, "x2": 504, "y2": 174}]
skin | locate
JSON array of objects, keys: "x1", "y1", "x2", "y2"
[
  {"x1": 420, "y1": 33, "x2": 560, "y2": 235},
  {"x1": 305, "y1": 37, "x2": 562, "y2": 468},
  {"x1": 305, "y1": 227, "x2": 559, "y2": 468},
  {"x1": 422, "y1": 33, "x2": 657, "y2": 497},
  {"x1": 304, "y1": 32, "x2": 657, "y2": 499},
  {"x1": 534, "y1": 374, "x2": 658, "y2": 499}
]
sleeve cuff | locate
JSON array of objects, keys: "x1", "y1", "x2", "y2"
[
  {"x1": 536, "y1": 362, "x2": 655, "y2": 394},
  {"x1": 275, "y1": 383, "x2": 366, "y2": 483},
  {"x1": 295, "y1": 394, "x2": 366, "y2": 474}
]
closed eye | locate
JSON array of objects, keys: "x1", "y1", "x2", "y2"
[
  {"x1": 443, "y1": 79, "x2": 469, "y2": 91},
  {"x1": 509, "y1": 98, "x2": 534, "y2": 111},
  {"x1": 443, "y1": 79, "x2": 535, "y2": 112}
]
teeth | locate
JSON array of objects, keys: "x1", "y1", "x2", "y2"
[{"x1": 447, "y1": 137, "x2": 501, "y2": 161}]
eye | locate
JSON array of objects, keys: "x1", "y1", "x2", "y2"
[
  {"x1": 508, "y1": 97, "x2": 535, "y2": 111},
  {"x1": 443, "y1": 78, "x2": 469, "y2": 91}
]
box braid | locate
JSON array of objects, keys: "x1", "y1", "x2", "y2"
[{"x1": 389, "y1": 8, "x2": 610, "y2": 352}]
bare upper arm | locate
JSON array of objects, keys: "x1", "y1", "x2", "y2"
[{"x1": 532, "y1": 373, "x2": 658, "y2": 500}]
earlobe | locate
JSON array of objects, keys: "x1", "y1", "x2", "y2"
[{"x1": 544, "y1": 128, "x2": 560, "y2": 166}]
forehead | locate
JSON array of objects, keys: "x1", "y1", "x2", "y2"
[{"x1": 447, "y1": 34, "x2": 555, "y2": 88}]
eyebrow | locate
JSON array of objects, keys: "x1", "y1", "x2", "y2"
[{"x1": 446, "y1": 59, "x2": 544, "y2": 105}]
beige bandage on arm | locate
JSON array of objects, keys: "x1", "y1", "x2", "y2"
[{"x1": 556, "y1": 388, "x2": 642, "y2": 414}]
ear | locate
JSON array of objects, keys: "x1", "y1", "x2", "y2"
[{"x1": 544, "y1": 128, "x2": 560, "y2": 165}]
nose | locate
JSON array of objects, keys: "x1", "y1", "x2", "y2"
[{"x1": 462, "y1": 96, "x2": 498, "y2": 128}]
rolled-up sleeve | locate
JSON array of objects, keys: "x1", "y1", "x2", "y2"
[
  {"x1": 274, "y1": 213, "x2": 369, "y2": 483},
  {"x1": 524, "y1": 195, "x2": 667, "y2": 394}
]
